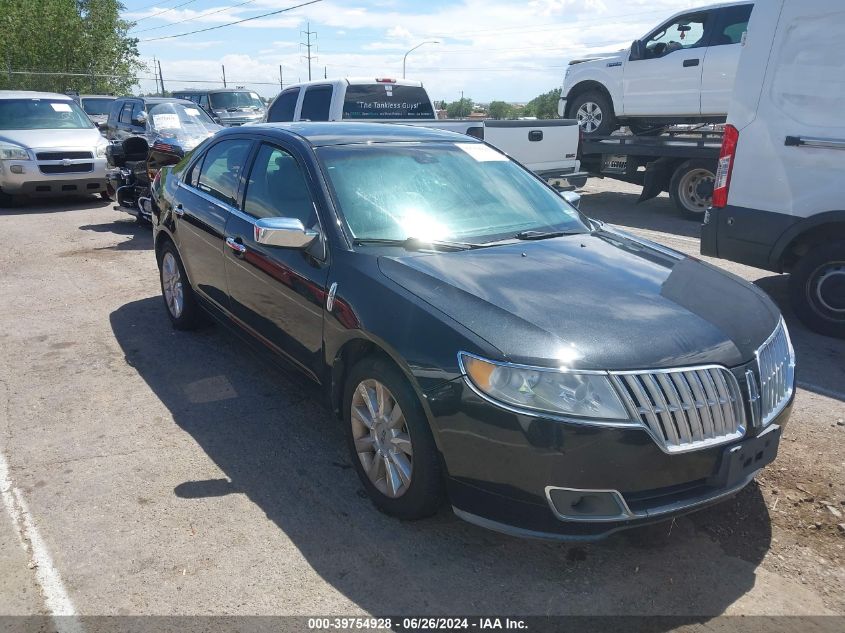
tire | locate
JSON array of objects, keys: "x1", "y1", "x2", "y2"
[
  {"x1": 669, "y1": 159, "x2": 716, "y2": 219},
  {"x1": 568, "y1": 91, "x2": 617, "y2": 137},
  {"x1": 157, "y1": 241, "x2": 203, "y2": 330},
  {"x1": 788, "y1": 241, "x2": 845, "y2": 339},
  {"x1": 99, "y1": 190, "x2": 111, "y2": 201},
  {"x1": 0, "y1": 190, "x2": 21, "y2": 207},
  {"x1": 343, "y1": 356, "x2": 444, "y2": 520}
]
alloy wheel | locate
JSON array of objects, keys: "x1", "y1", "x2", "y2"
[
  {"x1": 576, "y1": 101, "x2": 603, "y2": 134},
  {"x1": 161, "y1": 252, "x2": 184, "y2": 319},
  {"x1": 351, "y1": 379, "x2": 414, "y2": 498}
]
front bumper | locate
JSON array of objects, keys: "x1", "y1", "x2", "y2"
[
  {"x1": 0, "y1": 156, "x2": 107, "y2": 197},
  {"x1": 428, "y1": 377, "x2": 792, "y2": 541}
]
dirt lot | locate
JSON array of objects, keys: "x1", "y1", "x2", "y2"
[{"x1": 0, "y1": 178, "x2": 843, "y2": 624}]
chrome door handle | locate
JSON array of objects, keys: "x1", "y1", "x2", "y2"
[
  {"x1": 226, "y1": 237, "x2": 247, "y2": 254},
  {"x1": 173, "y1": 203, "x2": 184, "y2": 217}
]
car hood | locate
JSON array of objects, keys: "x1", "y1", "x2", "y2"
[
  {"x1": 0, "y1": 127, "x2": 103, "y2": 150},
  {"x1": 569, "y1": 50, "x2": 626, "y2": 67},
  {"x1": 377, "y1": 229, "x2": 780, "y2": 371}
]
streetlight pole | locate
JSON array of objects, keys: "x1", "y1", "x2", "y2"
[{"x1": 402, "y1": 40, "x2": 440, "y2": 79}]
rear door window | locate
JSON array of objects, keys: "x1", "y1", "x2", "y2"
[
  {"x1": 267, "y1": 89, "x2": 299, "y2": 122},
  {"x1": 300, "y1": 85, "x2": 333, "y2": 121},
  {"x1": 196, "y1": 139, "x2": 253, "y2": 206},
  {"x1": 118, "y1": 102, "x2": 133, "y2": 124},
  {"x1": 342, "y1": 84, "x2": 435, "y2": 119}
]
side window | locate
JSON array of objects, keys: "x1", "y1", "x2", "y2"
[
  {"x1": 199, "y1": 94, "x2": 209, "y2": 109},
  {"x1": 300, "y1": 85, "x2": 333, "y2": 121},
  {"x1": 644, "y1": 12, "x2": 709, "y2": 58},
  {"x1": 243, "y1": 144, "x2": 315, "y2": 227},
  {"x1": 268, "y1": 89, "x2": 299, "y2": 122},
  {"x1": 118, "y1": 102, "x2": 133, "y2": 124},
  {"x1": 131, "y1": 101, "x2": 145, "y2": 126},
  {"x1": 713, "y1": 5, "x2": 753, "y2": 46},
  {"x1": 108, "y1": 101, "x2": 123, "y2": 126},
  {"x1": 196, "y1": 139, "x2": 253, "y2": 206}
]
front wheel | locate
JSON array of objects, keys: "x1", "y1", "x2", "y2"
[
  {"x1": 789, "y1": 242, "x2": 845, "y2": 339},
  {"x1": 344, "y1": 357, "x2": 444, "y2": 520},
  {"x1": 669, "y1": 159, "x2": 716, "y2": 219},
  {"x1": 569, "y1": 91, "x2": 617, "y2": 137}
]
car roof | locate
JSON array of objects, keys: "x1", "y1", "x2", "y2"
[
  {"x1": 120, "y1": 97, "x2": 195, "y2": 105},
  {"x1": 80, "y1": 94, "x2": 116, "y2": 99},
  {"x1": 0, "y1": 90, "x2": 75, "y2": 101},
  {"x1": 173, "y1": 88, "x2": 256, "y2": 93},
  {"x1": 241, "y1": 122, "x2": 475, "y2": 147}
]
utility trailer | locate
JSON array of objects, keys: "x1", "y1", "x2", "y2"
[{"x1": 579, "y1": 128, "x2": 724, "y2": 219}]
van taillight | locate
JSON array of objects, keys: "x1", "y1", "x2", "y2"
[{"x1": 713, "y1": 124, "x2": 739, "y2": 208}]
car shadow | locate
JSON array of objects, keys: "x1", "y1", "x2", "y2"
[
  {"x1": 79, "y1": 218, "x2": 153, "y2": 251},
  {"x1": 580, "y1": 189, "x2": 701, "y2": 240},
  {"x1": 0, "y1": 195, "x2": 111, "y2": 215},
  {"x1": 109, "y1": 296, "x2": 773, "y2": 620}
]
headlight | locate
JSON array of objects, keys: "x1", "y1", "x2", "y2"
[
  {"x1": 95, "y1": 142, "x2": 109, "y2": 158},
  {"x1": 0, "y1": 144, "x2": 30, "y2": 160},
  {"x1": 460, "y1": 353, "x2": 630, "y2": 421}
]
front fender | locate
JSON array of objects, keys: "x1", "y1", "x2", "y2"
[{"x1": 564, "y1": 61, "x2": 625, "y2": 114}]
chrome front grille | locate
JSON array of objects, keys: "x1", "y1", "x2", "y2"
[
  {"x1": 611, "y1": 367, "x2": 745, "y2": 453},
  {"x1": 748, "y1": 319, "x2": 795, "y2": 427}
]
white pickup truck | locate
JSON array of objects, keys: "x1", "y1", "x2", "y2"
[
  {"x1": 559, "y1": 1, "x2": 753, "y2": 136},
  {"x1": 265, "y1": 78, "x2": 586, "y2": 186}
]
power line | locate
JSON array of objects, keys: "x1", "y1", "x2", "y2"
[
  {"x1": 140, "y1": 0, "x2": 323, "y2": 41},
  {"x1": 131, "y1": 0, "x2": 200, "y2": 24},
  {"x1": 131, "y1": 0, "x2": 261, "y2": 35}
]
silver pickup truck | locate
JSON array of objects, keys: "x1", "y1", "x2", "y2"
[{"x1": 264, "y1": 78, "x2": 586, "y2": 187}]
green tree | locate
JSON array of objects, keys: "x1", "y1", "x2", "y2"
[
  {"x1": 487, "y1": 100, "x2": 514, "y2": 120},
  {"x1": 523, "y1": 88, "x2": 562, "y2": 119},
  {"x1": 0, "y1": 0, "x2": 142, "y2": 94},
  {"x1": 445, "y1": 97, "x2": 474, "y2": 118}
]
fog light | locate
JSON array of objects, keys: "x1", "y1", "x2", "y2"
[
  {"x1": 10, "y1": 165, "x2": 23, "y2": 174},
  {"x1": 546, "y1": 486, "x2": 632, "y2": 522}
]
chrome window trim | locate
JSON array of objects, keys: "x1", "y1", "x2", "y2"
[{"x1": 177, "y1": 180, "x2": 244, "y2": 218}]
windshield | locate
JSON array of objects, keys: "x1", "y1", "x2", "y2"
[
  {"x1": 343, "y1": 84, "x2": 435, "y2": 119},
  {"x1": 81, "y1": 98, "x2": 115, "y2": 116},
  {"x1": 148, "y1": 102, "x2": 218, "y2": 134},
  {"x1": 0, "y1": 98, "x2": 93, "y2": 130},
  {"x1": 318, "y1": 142, "x2": 587, "y2": 243},
  {"x1": 209, "y1": 91, "x2": 263, "y2": 111}
]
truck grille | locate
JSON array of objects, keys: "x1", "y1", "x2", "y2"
[
  {"x1": 747, "y1": 319, "x2": 795, "y2": 428},
  {"x1": 611, "y1": 366, "x2": 745, "y2": 453},
  {"x1": 36, "y1": 151, "x2": 93, "y2": 160}
]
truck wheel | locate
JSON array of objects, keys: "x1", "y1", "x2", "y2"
[
  {"x1": 669, "y1": 159, "x2": 716, "y2": 219},
  {"x1": 788, "y1": 242, "x2": 845, "y2": 339},
  {"x1": 569, "y1": 91, "x2": 616, "y2": 136}
]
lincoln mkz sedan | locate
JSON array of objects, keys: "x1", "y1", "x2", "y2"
[{"x1": 150, "y1": 123, "x2": 795, "y2": 540}]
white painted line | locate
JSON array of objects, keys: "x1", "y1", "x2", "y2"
[
  {"x1": 0, "y1": 451, "x2": 82, "y2": 633},
  {"x1": 797, "y1": 381, "x2": 845, "y2": 402}
]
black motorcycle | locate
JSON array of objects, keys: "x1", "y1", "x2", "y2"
[{"x1": 106, "y1": 104, "x2": 220, "y2": 223}]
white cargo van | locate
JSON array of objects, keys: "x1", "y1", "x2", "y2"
[{"x1": 701, "y1": 0, "x2": 845, "y2": 338}]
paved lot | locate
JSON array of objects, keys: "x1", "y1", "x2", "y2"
[{"x1": 0, "y1": 179, "x2": 843, "y2": 624}]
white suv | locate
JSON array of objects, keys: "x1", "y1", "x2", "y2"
[
  {"x1": 559, "y1": 2, "x2": 753, "y2": 135},
  {"x1": 0, "y1": 91, "x2": 109, "y2": 204}
]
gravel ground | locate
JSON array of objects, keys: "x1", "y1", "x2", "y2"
[{"x1": 0, "y1": 178, "x2": 843, "y2": 625}]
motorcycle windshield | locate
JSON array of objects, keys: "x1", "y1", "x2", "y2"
[{"x1": 147, "y1": 103, "x2": 220, "y2": 150}]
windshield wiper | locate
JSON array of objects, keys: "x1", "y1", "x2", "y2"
[
  {"x1": 353, "y1": 237, "x2": 483, "y2": 251},
  {"x1": 514, "y1": 229, "x2": 585, "y2": 241}
]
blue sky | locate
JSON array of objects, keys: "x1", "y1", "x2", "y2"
[{"x1": 123, "y1": 0, "x2": 699, "y2": 102}]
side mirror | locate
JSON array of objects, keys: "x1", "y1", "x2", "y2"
[
  {"x1": 560, "y1": 190, "x2": 581, "y2": 209},
  {"x1": 132, "y1": 111, "x2": 148, "y2": 126},
  {"x1": 629, "y1": 39, "x2": 644, "y2": 61},
  {"x1": 254, "y1": 217, "x2": 318, "y2": 249}
]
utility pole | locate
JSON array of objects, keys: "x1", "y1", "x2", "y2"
[
  {"x1": 157, "y1": 60, "x2": 165, "y2": 96},
  {"x1": 152, "y1": 57, "x2": 158, "y2": 95},
  {"x1": 222, "y1": 65, "x2": 227, "y2": 88},
  {"x1": 279, "y1": 65, "x2": 284, "y2": 91},
  {"x1": 324, "y1": 66, "x2": 327, "y2": 79},
  {"x1": 460, "y1": 90, "x2": 464, "y2": 119},
  {"x1": 300, "y1": 21, "x2": 317, "y2": 81}
]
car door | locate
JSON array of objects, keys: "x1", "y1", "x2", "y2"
[
  {"x1": 223, "y1": 141, "x2": 330, "y2": 378},
  {"x1": 700, "y1": 4, "x2": 754, "y2": 116},
  {"x1": 623, "y1": 10, "x2": 714, "y2": 116},
  {"x1": 115, "y1": 101, "x2": 135, "y2": 140},
  {"x1": 172, "y1": 137, "x2": 254, "y2": 309}
]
